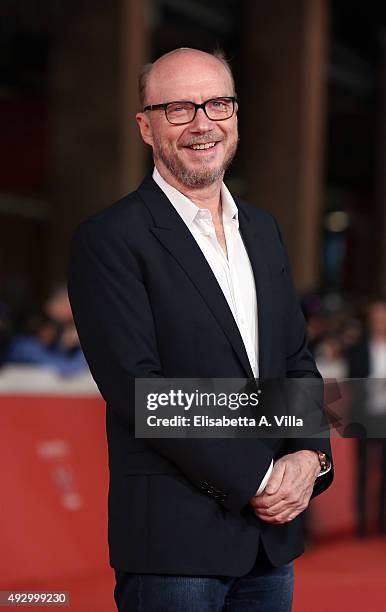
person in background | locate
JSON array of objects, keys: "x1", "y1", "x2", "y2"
[
  {"x1": 314, "y1": 333, "x2": 348, "y2": 380},
  {"x1": 346, "y1": 298, "x2": 386, "y2": 537},
  {"x1": 301, "y1": 292, "x2": 329, "y2": 355},
  {"x1": 3, "y1": 283, "x2": 87, "y2": 377}
]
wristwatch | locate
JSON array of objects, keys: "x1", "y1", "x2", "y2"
[{"x1": 315, "y1": 450, "x2": 330, "y2": 474}]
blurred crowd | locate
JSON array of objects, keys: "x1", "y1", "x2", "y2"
[
  {"x1": 303, "y1": 291, "x2": 386, "y2": 537},
  {"x1": 0, "y1": 277, "x2": 87, "y2": 377},
  {"x1": 302, "y1": 291, "x2": 386, "y2": 379},
  {"x1": 1, "y1": 279, "x2": 386, "y2": 382}
]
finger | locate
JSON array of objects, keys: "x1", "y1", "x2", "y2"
[
  {"x1": 256, "y1": 481, "x2": 292, "y2": 508},
  {"x1": 260, "y1": 459, "x2": 304, "y2": 506},
  {"x1": 255, "y1": 502, "x2": 303, "y2": 521},
  {"x1": 251, "y1": 488, "x2": 286, "y2": 510},
  {"x1": 253, "y1": 485, "x2": 309, "y2": 516},
  {"x1": 264, "y1": 461, "x2": 286, "y2": 495},
  {"x1": 254, "y1": 498, "x2": 296, "y2": 517},
  {"x1": 261, "y1": 482, "x2": 307, "y2": 513},
  {"x1": 254, "y1": 507, "x2": 300, "y2": 524},
  {"x1": 254, "y1": 498, "x2": 294, "y2": 516}
]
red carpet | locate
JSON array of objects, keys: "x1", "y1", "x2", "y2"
[
  {"x1": 294, "y1": 537, "x2": 386, "y2": 612},
  {"x1": 7, "y1": 537, "x2": 384, "y2": 611},
  {"x1": 1, "y1": 397, "x2": 384, "y2": 610}
]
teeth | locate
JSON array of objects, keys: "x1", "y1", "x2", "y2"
[{"x1": 190, "y1": 142, "x2": 216, "y2": 150}]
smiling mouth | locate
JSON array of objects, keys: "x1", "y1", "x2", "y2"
[{"x1": 185, "y1": 141, "x2": 218, "y2": 151}]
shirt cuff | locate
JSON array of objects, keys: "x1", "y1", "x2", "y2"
[{"x1": 255, "y1": 459, "x2": 274, "y2": 495}]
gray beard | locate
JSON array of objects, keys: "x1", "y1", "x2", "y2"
[{"x1": 153, "y1": 135, "x2": 238, "y2": 188}]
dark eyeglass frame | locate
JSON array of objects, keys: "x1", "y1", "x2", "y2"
[{"x1": 143, "y1": 96, "x2": 238, "y2": 125}]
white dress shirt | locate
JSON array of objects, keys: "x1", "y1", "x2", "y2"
[
  {"x1": 369, "y1": 340, "x2": 386, "y2": 378},
  {"x1": 367, "y1": 340, "x2": 386, "y2": 414},
  {"x1": 153, "y1": 167, "x2": 258, "y2": 378}
]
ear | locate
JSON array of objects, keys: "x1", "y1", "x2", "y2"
[{"x1": 136, "y1": 112, "x2": 154, "y2": 147}]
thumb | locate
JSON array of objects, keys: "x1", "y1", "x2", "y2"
[{"x1": 264, "y1": 461, "x2": 286, "y2": 495}]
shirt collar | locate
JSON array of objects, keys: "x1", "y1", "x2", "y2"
[
  {"x1": 220, "y1": 181, "x2": 239, "y2": 228},
  {"x1": 152, "y1": 166, "x2": 239, "y2": 228}
]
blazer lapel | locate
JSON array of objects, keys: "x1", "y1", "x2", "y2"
[
  {"x1": 137, "y1": 175, "x2": 255, "y2": 379},
  {"x1": 237, "y1": 203, "x2": 273, "y2": 379}
]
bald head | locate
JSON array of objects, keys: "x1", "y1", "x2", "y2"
[
  {"x1": 138, "y1": 48, "x2": 235, "y2": 108},
  {"x1": 135, "y1": 46, "x2": 239, "y2": 191}
]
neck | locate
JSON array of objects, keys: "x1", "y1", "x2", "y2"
[{"x1": 155, "y1": 162, "x2": 223, "y2": 220}]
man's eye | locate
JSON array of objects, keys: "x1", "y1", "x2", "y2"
[
  {"x1": 210, "y1": 98, "x2": 232, "y2": 111},
  {"x1": 169, "y1": 104, "x2": 191, "y2": 113}
]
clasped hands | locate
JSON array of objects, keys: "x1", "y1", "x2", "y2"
[{"x1": 249, "y1": 450, "x2": 321, "y2": 524}]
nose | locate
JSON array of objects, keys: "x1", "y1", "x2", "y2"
[{"x1": 189, "y1": 107, "x2": 214, "y2": 131}]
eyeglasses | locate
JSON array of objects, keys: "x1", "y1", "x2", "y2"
[{"x1": 143, "y1": 96, "x2": 238, "y2": 125}]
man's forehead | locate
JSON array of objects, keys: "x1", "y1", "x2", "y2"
[
  {"x1": 148, "y1": 75, "x2": 231, "y2": 103},
  {"x1": 146, "y1": 53, "x2": 233, "y2": 103}
]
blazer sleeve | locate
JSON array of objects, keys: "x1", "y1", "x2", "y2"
[
  {"x1": 67, "y1": 218, "x2": 274, "y2": 515},
  {"x1": 270, "y1": 215, "x2": 334, "y2": 499}
]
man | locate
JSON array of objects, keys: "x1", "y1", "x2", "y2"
[
  {"x1": 346, "y1": 298, "x2": 386, "y2": 537},
  {"x1": 68, "y1": 48, "x2": 333, "y2": 611},
  {"x1": 4, "y1": 284, "x2": 87, "y2": 376}
]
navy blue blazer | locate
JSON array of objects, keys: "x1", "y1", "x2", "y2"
[{"x1": 68, "y1": 174, "x2": 333, "y2": 575}]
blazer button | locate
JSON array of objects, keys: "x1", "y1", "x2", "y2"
[
  {"x1": 213, "y1": 492, "x2": 227, "y2": 502},
  {"x1": 213, "y1": 487, "x2": 225, "y2": 494}
]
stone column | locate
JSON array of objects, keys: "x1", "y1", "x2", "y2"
[
  {"x1": 49, "y1": 0, "x2": 150, "y2": 283},
  {"x1": 376, "y1": 32, "x2": 386, "y2": 294},
  {"x1": 242, "y1": 0, "x2": 328, "y2": 291}
]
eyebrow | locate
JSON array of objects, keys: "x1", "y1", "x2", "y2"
[{"x1": 144, "y1": 95, "x2": 236, "y2": 106}]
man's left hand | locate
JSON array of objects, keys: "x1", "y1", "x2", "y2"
[{"x1": 249, "y1": 450, "x2": 320, "y2": 524}]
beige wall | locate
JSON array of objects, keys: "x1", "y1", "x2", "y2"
[{"x1": 377, "y1": 33, "x2": 386, "y2": 294}]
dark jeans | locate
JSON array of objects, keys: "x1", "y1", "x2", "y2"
[{"x1": 114, "y1": 547, "x2": 294, "y2": 611}]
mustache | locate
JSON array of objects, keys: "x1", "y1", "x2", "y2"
[{"x1": 181, "y1": 134, "x2": 223, "y2": 146}]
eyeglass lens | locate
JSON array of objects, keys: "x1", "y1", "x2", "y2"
[{"x1": 166, "y1": 98, "x2": 234, "y2": 124}]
